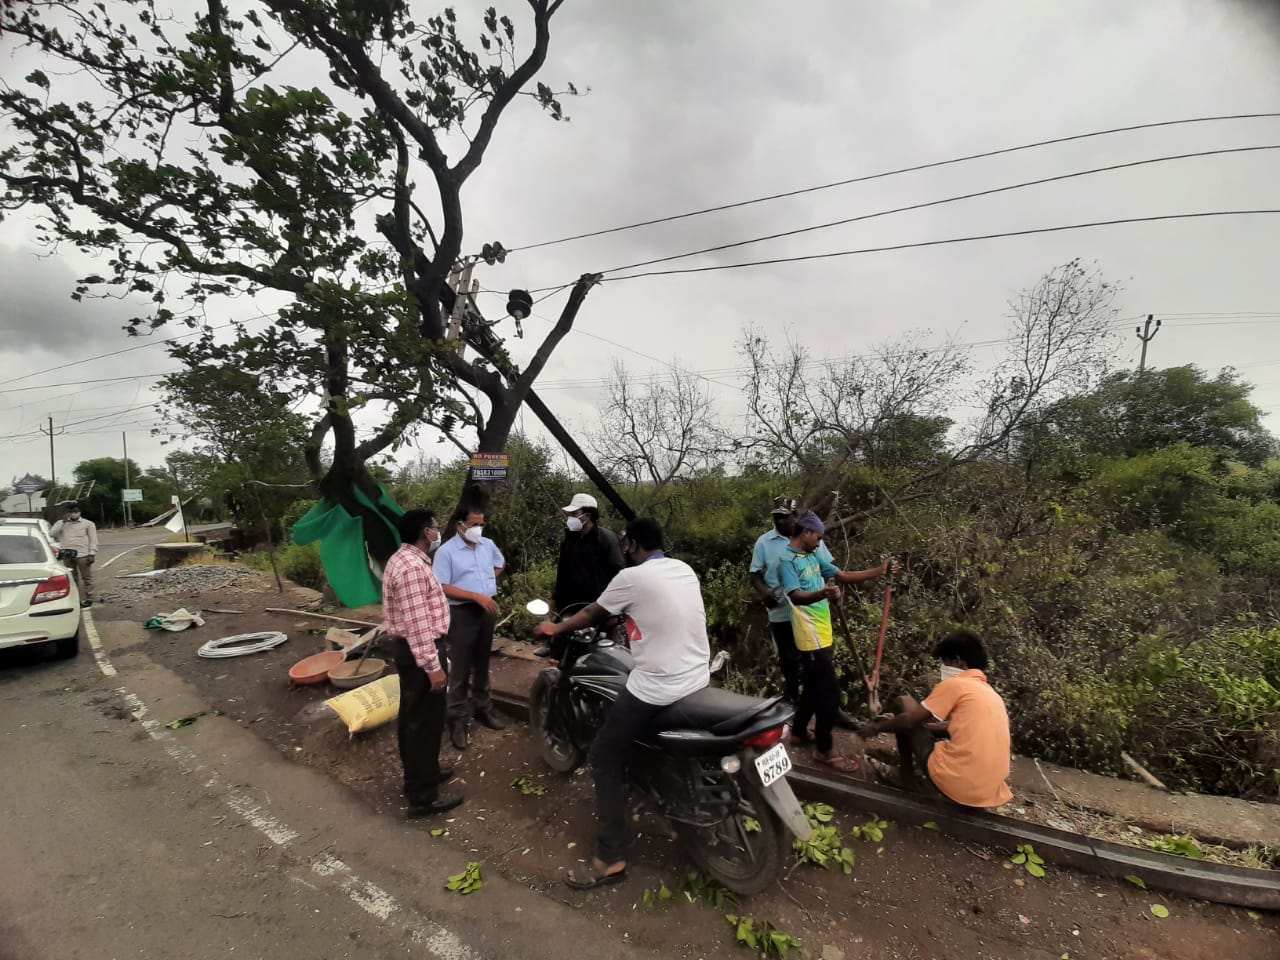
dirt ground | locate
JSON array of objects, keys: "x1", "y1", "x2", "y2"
[{"x1": 91, "y1": 570, "x2": 1279, "y2": 960}]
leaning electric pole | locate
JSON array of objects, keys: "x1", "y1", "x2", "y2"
[{"x1": 1136, "y1": 314, "x2": 1161, "y2": 374}]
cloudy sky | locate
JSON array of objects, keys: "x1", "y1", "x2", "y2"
[{"x1": 3, "y1": 0, "x2": 1279, "y2": 488}]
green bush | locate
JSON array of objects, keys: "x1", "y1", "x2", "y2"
[
  {"x1": 499, "y1": 558, "x2": 557, "y2": 640},
  {"x1": 277, "y1": 542, "x2": 325, "y2": 591}
]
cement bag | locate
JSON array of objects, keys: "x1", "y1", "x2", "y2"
[{"x1": 325, "y1": 674, "x2": 400, "y2": 734}]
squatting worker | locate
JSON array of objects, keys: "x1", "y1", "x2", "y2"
[
  {"x1": 553, "y1": 492, "x2": 623, "y2": 616},
  {"x1": 382, "y1": 509, "x2": 461, "y2": 817},
  {"x1": 775, "y1": 511, "x2": 896, "y2": 773},
  {"x1": 50, "y1": 500, "x2": 98, "y2": 607},
  {"x1": 533, "y1": 517, "x2": 710, "y2": 890},
  {"x1": 749, "y1": 496, "x2": 835, "y2": 708},
  {"x1": 856, "y1": 629, "x2": 1013, "y2": 809},
  {"x1": 434, "y1": 504, "x2": 507, "y2": 750}
]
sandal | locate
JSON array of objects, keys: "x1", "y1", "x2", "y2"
[
  {"x1": 813, "y1": 752, "x2": 860, "y2": 774},
  {"x1": 565, "y1": 860, "x2": 627, "y2": 890}
]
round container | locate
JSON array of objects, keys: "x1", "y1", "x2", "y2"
[
  {"x1": 327, "y1": 658, "x2": 387, "y2": 690},
  {"x1": 288, "y1": 650, "x2": 346, "y2": 685}
]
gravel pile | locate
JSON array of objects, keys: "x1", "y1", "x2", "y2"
[{"x1": 105, "y1": 563, "x2": 262, "y2": 600}]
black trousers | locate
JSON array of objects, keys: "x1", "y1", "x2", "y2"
[
  {"x1": 896, "y1": 725, "x2": 940, "y2": 790},
  {"x1": 767, "y1": 619, "x2": 802, "y2": 704},
  {"x1": 589, "y1": 689, "x2": 666, "y2": 865},
  {"x1": 392, "y1": 637, "x2": 449, "y2": 805},
  {"x1": 793, "y1": 646, "x2": 838, "y2": 754},
  {"x1": 445, "y1": 603, "x2": 495, "y2": 726}
]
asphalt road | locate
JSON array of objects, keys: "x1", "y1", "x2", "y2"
[
  {"x1": 0, "y1": 608, "x2": 613, "y2": 960},
  {"x1": 95, "y1": 524, "x2": 230, "y2": 570}
]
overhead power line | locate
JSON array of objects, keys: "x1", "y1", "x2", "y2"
[
  {"x1": 0, "y1": 372, "x2": 174, "y2": 395},
  {"x1": 509, "y1": 112, "x2": 1280, "y2": 252},
  {"x1": 586, "y1": 209, "x2": 1280, "y2": 286},
  {"x1": 595, "y1": 144, "x2": 1280, "y2": 277}
]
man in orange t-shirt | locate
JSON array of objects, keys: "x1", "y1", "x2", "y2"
[{"x1": 856, "y1": 629, "x2": 1013, "y2": 809}]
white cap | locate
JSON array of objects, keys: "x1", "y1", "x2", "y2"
[{"x1": 561, "y1": 493, "x2": 598, "y2": 513}]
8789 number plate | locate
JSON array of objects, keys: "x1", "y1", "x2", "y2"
[{"x1": 753, "y1": 742, "x2": 792, "y2": 787}]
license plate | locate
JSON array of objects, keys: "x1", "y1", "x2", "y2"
[{"x1": 754, "y1": 742, "x2": 792, "y2": 787}]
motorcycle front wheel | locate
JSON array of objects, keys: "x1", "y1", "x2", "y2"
[
  {"x1": 530, "y1": 669, "x2": 586, "y2": 773},
  {"x1": 679, "y1": 773, "x2": 790, "y2": 896}
]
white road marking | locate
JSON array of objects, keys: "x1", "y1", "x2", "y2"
[
  {"x1": 83, "y1": 608, "x2": 117, "y2": 677},
  {"x1": 99, "y1": 541, "x2": 155, "y2": 570},
  {"x1": 84, "y1": 609, "x2": 478, "y2": 959}
]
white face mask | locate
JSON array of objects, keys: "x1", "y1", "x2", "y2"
[
  {"x1": 462, "y1": 525, "x2": 484, "y2": 545},
  {"x1": 940, "y1": 664, "x2": 965, "y2": 682},
  {"x1": 566, "y1": 516, "x2": 584, "y2": 533}
]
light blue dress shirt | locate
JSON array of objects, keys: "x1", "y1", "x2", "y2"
[{"x1": 433, "y1": 534, "x2": 505, "y2": 605}]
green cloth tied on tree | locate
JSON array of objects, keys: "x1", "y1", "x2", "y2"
[{"x1": 291, "y1": 485, "x2": 403, "y2": 608}]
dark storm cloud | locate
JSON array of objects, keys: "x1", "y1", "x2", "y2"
[{"x1": 0, "y1": 245, "x2": 145, "y2": 353}]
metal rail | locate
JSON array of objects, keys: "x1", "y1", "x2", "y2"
[{"x1": 489, "y1": 686, "x2": 1279, "y2": 911}]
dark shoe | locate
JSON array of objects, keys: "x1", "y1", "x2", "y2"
[
  {"x1": 406, "y1": 793, "x2": 464, "y2": 818},
  {"x1": 80, "y1": 599, "x2": 93, "y2": 608},
  {"x1": 474, "y1": 711, "x2": 507, "y2": 731},
  {"x1": 835, "y1": 708, "x2": 859, "y2": 730},
  {"x1": 449, "y1": 723, "x2": 469, "y2": 751}
]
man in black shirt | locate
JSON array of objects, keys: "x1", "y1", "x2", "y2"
[{"x1": 553, "y1": 493, "x2": 624, "y2": 616}]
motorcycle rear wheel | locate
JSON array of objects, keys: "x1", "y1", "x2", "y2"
[
  {"x1": 531, "y1": 669, "x2": 586, "y2": 773},
  {"x1": 679, "y1": 774, "x2": 790, "y2": 896}
]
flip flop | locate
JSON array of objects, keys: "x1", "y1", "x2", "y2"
[
  {"x1": 565, "y1": 861, "x2": 627, "y2": 890},
  {"x1": 813, "y1": 752, "x2": 860, "y2": 774}
]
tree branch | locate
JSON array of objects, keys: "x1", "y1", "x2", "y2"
[{"x1": 451, "y1": 1, "x2": 553, "y2": 184}]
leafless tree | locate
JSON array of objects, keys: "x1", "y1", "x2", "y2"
[
  {"x1": 737, "y1": 326, "x2": 970, "y2": 481},
  {"x1": 587, "y1": 361, "x2": 726, "y2": 511},
  {"x1": 962, "y1": 258, "x2": 1119, "y2": 459}
]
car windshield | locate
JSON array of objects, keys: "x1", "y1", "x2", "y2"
[{"x1": 0, "y1": 536, "x2": 47, "y2": 564}]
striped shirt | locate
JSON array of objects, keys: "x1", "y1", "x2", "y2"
[{"x1": 382, "y1": 543, "x2": 450, "y2": 671}]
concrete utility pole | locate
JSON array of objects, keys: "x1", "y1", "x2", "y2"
[
  {"x1": 38, "y1": 414, "x2": 57, "y2": 503},
  {"x1": 122, "y1": 432, "x2": 133, "y2": 528},
  {"x1": 1136, "y1": 314, "x2": 1161, "y2": 374}
]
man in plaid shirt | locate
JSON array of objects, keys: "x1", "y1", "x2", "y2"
[{"x1": 383, "y1": 509, "x2": 462, "y2": 817}]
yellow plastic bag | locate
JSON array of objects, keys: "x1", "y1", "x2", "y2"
[{"x1": 325, "y1": 674, "x2": 400, "y2": 734}]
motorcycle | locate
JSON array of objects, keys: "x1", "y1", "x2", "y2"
[{"x1": 526, "y1": 600, "x2": 812, "y2": 895}]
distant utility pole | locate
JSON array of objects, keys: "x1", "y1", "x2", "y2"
[
  {"x1": 1136, "y1": 314, "x2": 1161, "y2": 374},
  {"x1": 38, "y1": 414, "x2": 57, "y2": 501},
  {"x1": 122, "y1": 431, "x2": 133, "y2": 528}
]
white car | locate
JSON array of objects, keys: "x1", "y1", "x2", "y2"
[
  {"x1": 0, "y1": 524, "x2": 82, "y2": 658},
  {"x1": 0, "y1": 516, "x2": 58, "y2": 550}
]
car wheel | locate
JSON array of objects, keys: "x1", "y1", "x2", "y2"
[{"x1": 54, "y1": 623, "x2": 82, "y2": 659}]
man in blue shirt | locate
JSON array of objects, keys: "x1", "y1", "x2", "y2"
[
  {"x1": 749, "y1": 498, "x2": 837, "y2": 725},
  {"x1": 433, "y1": 505, "x2": 507, "y2": 750}
]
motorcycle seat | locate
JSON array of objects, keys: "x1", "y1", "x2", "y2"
[{"x1": 654, "y1": 687, "x2": 784, "y2": 736}]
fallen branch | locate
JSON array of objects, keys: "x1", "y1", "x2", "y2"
[
  {"x1": 1121, "y1": 752, "x2": 1169, "y2": 791},
  {"x1": 204, "y1": 607, "x2": 244, "y2": 615},
  {"x1": 264, "y1": 607, "x2": 379, "y2": 629}
]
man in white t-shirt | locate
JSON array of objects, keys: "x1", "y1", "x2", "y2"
[{"x1": 533, "y1": 517, "x2": 710, "y2": 890}]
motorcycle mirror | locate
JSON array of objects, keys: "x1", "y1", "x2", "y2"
[{"x1": 525, "y1": 599, "x2": 550, "y2": 617}]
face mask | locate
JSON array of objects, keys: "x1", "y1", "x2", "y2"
[
  {"x1": 940, "y1": 664, "x2": 965, "y2": 682},
  {"x1": 428, "y1": 538, "x2": 441, "y2": 553},
  {"x1": 566, "y1": 516, "x2": 584, "y2": 533},
  {"x1": 462, "y1": 525, "x2": 484, "y2": 545}
]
